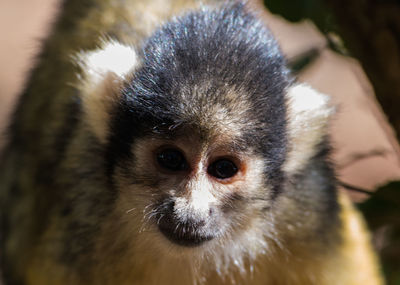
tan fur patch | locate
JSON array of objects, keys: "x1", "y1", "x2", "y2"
[
  {"x1": 81, "y1": 73, "x2": 124, "y2": 143},
  {"x1": 332, "y1": 191, "x2": 384, "y2": 284},
  {"x1": 284, "y1": 83, "x2": 335, "y2": 174},
  {"x1": 91, "y1": 134, "x2": 273, "y2": 285},
  {"x1": 75, "y1": 41, "x2": 140, "y2": 143}
]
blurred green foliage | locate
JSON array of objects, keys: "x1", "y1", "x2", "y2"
[
  {"x1": 265, "y1": 0, "x2": 347, "y2": 73},
  {"x1": 264, "y1": 0, "x2": 335, "y2": 32}
]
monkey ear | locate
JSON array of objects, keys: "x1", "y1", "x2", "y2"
[
  {"x1": 76, "y1": 41, "x2": 139, "y2": 143},
  {"x1": 284, "y1": 84, "x2": 335, "y2": 174}
]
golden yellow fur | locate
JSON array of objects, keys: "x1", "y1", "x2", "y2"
[{"x1": 25, "y1": 192, "x2": 382, "y2": 285}]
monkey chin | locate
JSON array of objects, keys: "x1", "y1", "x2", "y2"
[
  {"x1": 158, "y1": 225, "x2": 215, "y2": 247},
  {"x1": 157, "y1": 217, "x2": 216, "y2": 247}
]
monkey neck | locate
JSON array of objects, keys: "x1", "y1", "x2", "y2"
[{"x1": 23, "y1": 194, "x2": 382, "y2": 285}]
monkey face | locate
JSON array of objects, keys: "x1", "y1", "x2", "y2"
[
  {"x1": 112, "y1": 132, "x2": 268, "y2": 249},
  {"x1": 82, "y1": 4, "x2": 332, "y2": 272},
  {"x1": 151, "y1": 143, "x2": 240, "y2": 247},
  {"x1": 89, "y1": 2, "x2": 291, "y2": 256}
]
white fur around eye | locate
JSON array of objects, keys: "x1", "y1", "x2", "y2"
[{"x1": 284, "y1": 84, "x2": 335, "y2": 174}]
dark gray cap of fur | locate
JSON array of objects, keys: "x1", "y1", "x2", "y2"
[{"x1": 108, "y1": 2, "x2": 292, "y2": 194}]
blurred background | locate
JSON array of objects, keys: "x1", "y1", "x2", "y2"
[{"x1": 1, "y1": 0, "x2": 400, "y2": 283}]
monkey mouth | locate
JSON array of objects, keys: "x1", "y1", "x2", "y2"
[{"x1": 157, "y1": 217, "x2": 215, "y2": 247}]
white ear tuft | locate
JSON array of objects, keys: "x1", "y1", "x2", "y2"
[
  {"x1": 75, "y1": 40, "x2": 140, "y2": 143},
  {"x1": 81, "y1": 73, "x2": 123, "y2": 144},
  {"x1": 287, "y1": 84, "x2": 332, "y2": 114},
  {"x1": 78, "y1": 40, "x2": 139, "y2": 84},
  {"x1": 284, "y1": 84, "x2": 335, "y2": 174}
]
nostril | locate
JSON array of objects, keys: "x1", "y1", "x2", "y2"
[
  {"x1": 209, "y1": 207, "x2": 215, "y2": 217},
  {"x1": 194, "y1": 219, "x2": 205, "y2": 227}
]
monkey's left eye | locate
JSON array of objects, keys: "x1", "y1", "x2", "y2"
[
  {"x1": 208, "y1": 159, "x2": 238, "y2": 180},
  {"x1": 157, "y1": 149, "x2": 188, "y2": 171}
]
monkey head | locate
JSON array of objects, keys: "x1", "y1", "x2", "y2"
[{"x1": 76, "y1": 1, "x2": 333, "y2": 279}]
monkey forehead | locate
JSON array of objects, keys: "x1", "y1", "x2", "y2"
[
  {"x1": 141, "y1": 115, "x2": 253, "y2": 154},
  {"x1": 116, "y1": 78, "x2": 288, "y2": 161},
  {"x1": 174, "y1": 86, "x2": 255, "y2": 137},
  {"x1": 119, "y1": 1, "x2": 290, "y2": 141},
  {"x1": 132, "y1": 133, "x2": 251, "y2": 160}
]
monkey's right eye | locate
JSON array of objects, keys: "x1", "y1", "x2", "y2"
[
  {"x1": 208, "y1": 159, "x2": 238, "y2": 180},
  {"x1": 156, "y1": 149, "x2": 188, "y2": 171}
]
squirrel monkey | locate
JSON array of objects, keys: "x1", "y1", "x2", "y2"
[{"x1": 0, "y1": 0, "x2": 383, "y2": 284}]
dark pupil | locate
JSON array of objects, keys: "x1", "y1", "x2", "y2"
[
  {"x1": 157, "y1": 149, "x2": 186, "y2": 171},
  {"x1": 209, "y1": 159, "x2": 238, "y2": 179}
]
